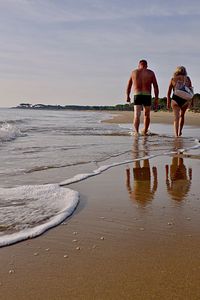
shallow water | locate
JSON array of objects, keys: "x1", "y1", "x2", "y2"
[{"x1": 0, "y1": 108, "x2": 199, "y2": 247}]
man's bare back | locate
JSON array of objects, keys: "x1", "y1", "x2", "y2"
[{"x1": 132, "y1": 68, "x2": 156, "y2": 95}]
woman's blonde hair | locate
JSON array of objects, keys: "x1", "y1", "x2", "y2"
[{"x1": 173, "y1": 66, "x2": 187, "y2": 77}]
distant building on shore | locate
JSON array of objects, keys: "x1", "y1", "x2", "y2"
[{"x1": 18, "y1": 103, "x2": 32, "y2": 108}]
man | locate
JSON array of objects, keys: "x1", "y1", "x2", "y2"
[{"x1": 126, "y1": 59, "x2": 159, "y2": 135}]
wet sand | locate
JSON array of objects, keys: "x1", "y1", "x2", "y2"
[{"x1": 0, "y1": 148, "x2": 200, "y2": 299}]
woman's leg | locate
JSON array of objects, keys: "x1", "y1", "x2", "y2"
[
  {"x1": 171, "y1": 100, "x2": 180, "y2": 137},
  {"x1": 179, "y1": 105, "x2": 188, "y2": 136}
]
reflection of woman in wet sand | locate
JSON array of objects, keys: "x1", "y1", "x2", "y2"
[
  {"x1": 126, "y1": 159, "x2": 158, "y2": 206},
  {"x1": 165, "y1": 157, "x2": 192, "y2": 201}
]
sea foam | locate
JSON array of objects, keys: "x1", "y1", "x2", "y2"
[
  {"x1": 0, "y1": 122, "x2": 25, "y2": 142},
  {"x1": 0, "y1": 184, "x2": 79, "y2": 247}
]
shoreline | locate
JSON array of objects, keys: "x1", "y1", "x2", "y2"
[{"x1": 104, "y1": 110, "x2": 200, "y2": 127}]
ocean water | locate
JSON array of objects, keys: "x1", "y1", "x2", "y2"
[{"x1": 0, "y1": 108, "x2": 199, "y2": 247}]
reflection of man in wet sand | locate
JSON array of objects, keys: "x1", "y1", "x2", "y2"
[
  {"x1": 126, "y1": 159, "x2": 158, "y2": 206},
  {"x1": 165, "y1": 157, "x2": 192, "y2": 201}
]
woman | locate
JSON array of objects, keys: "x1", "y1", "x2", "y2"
[{"x1": 167, "y1": 66, "x2": 193, "y2": 137}]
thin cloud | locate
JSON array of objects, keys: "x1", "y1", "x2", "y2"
[{"x1": 1, "y1": 1, "x2": 200, "y2": 25}]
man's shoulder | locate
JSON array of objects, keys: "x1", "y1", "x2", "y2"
[
  {"x1": 131, "y1": 69, "x2": 138, "y2": 77},
  {"x1": 147, "y1": 69, "x2": 155, "y2": 75},
  {"x1": 132, "y1": 68, "x2": 156, "y2": 77},
  {"x1": 132, "y1": 69, "x2": 138, "y2": 74}
]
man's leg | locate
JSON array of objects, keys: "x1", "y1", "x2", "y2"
[
  {"x1": 133, "y1": 105, "x2": 142, "y2": 135},
  {"x1": 142, "y1": 106, "x2": 151, "y2": 135}
]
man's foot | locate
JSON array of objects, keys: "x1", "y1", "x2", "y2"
[
  {"x1": 130, "y1": 131, "x2": 139, "y2": 136},
  {"x1": 133, "y1": 131, "x2": 140, "y2": 137},
  {"x1": 141, "y1": 129, "x2": 149, "y2": 136}
]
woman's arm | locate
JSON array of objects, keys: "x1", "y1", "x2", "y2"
[
  {"x1": 167, "y1": 79, "x2": 173, "y2": 111},
  {"x1": 187, "y1": 76, "x2": 194, "y2": 108},
  {"x1": 186, "y1": 76, "x2": 192, "y2": 87}
]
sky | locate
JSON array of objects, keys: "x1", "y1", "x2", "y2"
[{"x1": 0, "y1": 0, "x2": 200, "y2": 107}]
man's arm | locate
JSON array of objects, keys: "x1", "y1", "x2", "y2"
[
  {"x1": 152, "y1": 73, "x2": 159, "y2": 110},
  {"x1": 126, "y1": 75, "x2": 133, "y2": 103}
]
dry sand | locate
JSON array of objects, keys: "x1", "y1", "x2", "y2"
[
  {"x1": 104, "y1": 110, "x2": 200, "y2": 127},
  {"x1": 0, "y1": 111, "x2": 200, "y2": 300}
]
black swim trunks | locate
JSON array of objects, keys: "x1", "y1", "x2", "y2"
[
  {"x1": 172, "y1": 94, "x2": 187, "y2": 108},
  {"x1": 134, "y1": 94, "x2": 152, "y2": 106}
]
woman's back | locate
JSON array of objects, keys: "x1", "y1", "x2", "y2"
[{"x1": 172, "y1": 75, "x2": 191, "y2": 88}]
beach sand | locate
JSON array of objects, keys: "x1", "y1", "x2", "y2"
[
  {"x1": 0, "y1": 111, "x2": 200, "y2": 300},
  {"x1": 104, "y1": 110, "x2": 200, "y2": 127}
]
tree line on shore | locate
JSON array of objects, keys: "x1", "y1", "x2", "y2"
[{"x1": 16, "y1": 94, "x2": 200, "y2": 112}]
